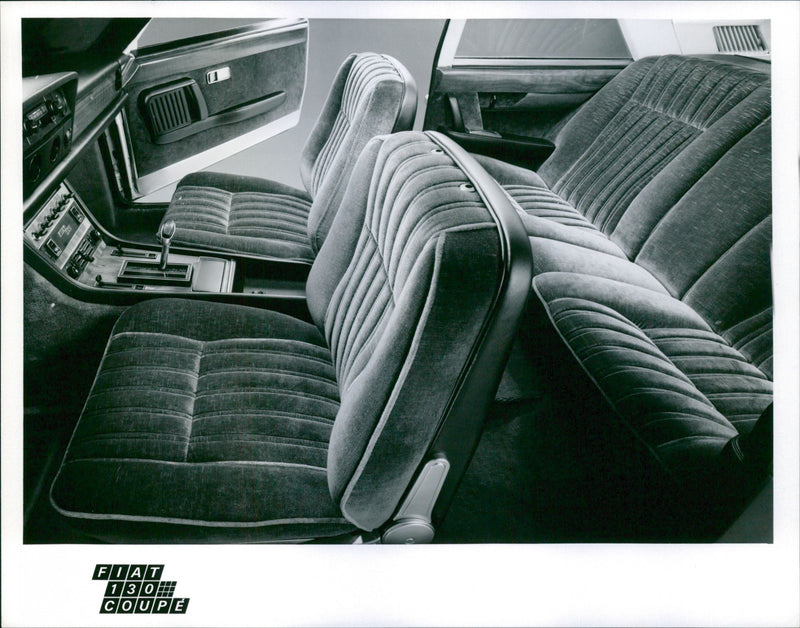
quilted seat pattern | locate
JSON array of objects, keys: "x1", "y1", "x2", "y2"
[
  {"x1": 162, "y1": 52, "x2": 416, "y2": 261},
  {"x1": 474, "y1": 159, "x2": 670, "y2": 292},
  {"x1": 51, "y1": 131, "x2": 525, "y2": 541},
  {"x1": 533, "y1": 273, "x2": 773, "y2": 484},
  {"x1": 538, "y1": 55, "x2": 770, "y2": 239},
  {"x1": 165, "y1": 173, "x2": 313, "y2": 260},
  {"x1": 478, "y1": 55, "x2": 773, "y2": 518},
  {"x1": 303, "y1": 53, "x2": 407, "y2": 196},
  {"x1": 307, "y1": 133, "x2": 505, "y2": 528},
  {"x1": 51, "y1": 299, "x2": 351, "y2": 541}
]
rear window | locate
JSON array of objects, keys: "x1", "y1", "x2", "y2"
[{"x1": 456, "y1": 19, "x2": 632, "y2": 60}]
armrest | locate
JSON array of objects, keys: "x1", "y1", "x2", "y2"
[{"x1": 441, "y1": 128, "x2": 555, "y2": 170}]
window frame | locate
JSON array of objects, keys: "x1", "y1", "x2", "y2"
[{"x1": 438, "y1": 19, "x2": 633, "y2": 69}]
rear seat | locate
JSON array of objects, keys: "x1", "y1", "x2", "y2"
[{"x1": 480, "y1": 55, "x2": 772, "y2": 531}]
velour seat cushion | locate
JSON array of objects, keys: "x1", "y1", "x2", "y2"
[
  {"x1": 162, "y1": 52, "x2": 417, "y2": 261},
  {"x1": 478, "y1": 56, "x2": 771, "y2": 508},
  {"x1": 532, "y1": 271, "x2": 773, "y2": 486},
  {"x1": 166, "y1": 172, "x2": 314, "y2": 261},
  {"x1": 50, "y1": 131, "x2": 531, "y2": 543},
  {"x1": 475, "y1": 155, "x2": 669, "y2": 292},
  {"x1": 50, "y1": 298, "x2": 354, "y2": 542}
]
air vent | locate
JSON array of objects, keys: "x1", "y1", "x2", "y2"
[
  {"x1": 713, "y1": 25, "x2": 767, "y2": 53},
  {"x1": 145, "y1": 85, "x2": 193, "y2": 136},
  {"x1": 141, "y1": 78, "x2": 208, "y2": 143}
]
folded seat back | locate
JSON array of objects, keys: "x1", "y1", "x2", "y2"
[{"x1": 307, "y1": 131, "x2": 531, "y2": 531}]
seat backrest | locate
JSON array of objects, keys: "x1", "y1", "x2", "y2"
[
  {"x1": 305, "y1": 131, "x2": 531, "y2": 531},
  {"x1": 301, "y1": 52, "x2": 417, "y2": 254},
  {"x1": 539, "y1": 55, "x2": 770, "y2": 242},
  {"x1": 539, "y1": 55, "x2": 772, "y2": 375}
]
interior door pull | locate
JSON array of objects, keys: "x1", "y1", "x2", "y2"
[
  {"x1": 151, "y1": 91, "x2": 287, "y2": 144},
  {"x1": 206, "y1": 67, "x2": 231, "y2": 84}
]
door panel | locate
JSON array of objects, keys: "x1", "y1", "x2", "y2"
[
  {"x1": 435, "y1": 66, "x2": 623, "y2": 93},
  {"x1": 432, "y1": 65, "x2": 624, "y2": 136},
  {"x1": 124, "y1": 19, "x2": 308, "y2": 197},
  {"x1": 425, "y1": 19, "x2": 631, "y2": 168}
]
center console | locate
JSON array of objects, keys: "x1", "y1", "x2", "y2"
[
  {"x1": 24, "y1": 181, "x2": 237, "y2": 294},
  {"x1": 23, "y1": 67, "x2": 309, "y2": 311}
]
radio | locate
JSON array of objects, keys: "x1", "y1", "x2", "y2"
[{"x1": 23, "y1": 72, "x2": 77, "y2": 197}]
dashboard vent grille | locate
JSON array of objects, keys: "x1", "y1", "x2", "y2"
[
  {"x1": 713, "y1": 25, "x2": 767, "y2": 53},
  {"x1": 145, "y1": 86, "x2": 193, "y2": 136}
]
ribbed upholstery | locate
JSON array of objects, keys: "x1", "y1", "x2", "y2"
[
  {"x1": 539, "y1": 55, "x2": 769, "y2": 238},
  {"x1": 84, "y1": 331, "x2": 340, "y2": 466},
  {"x1": 51, "y1": 131, "x2": 527, "y2": 541},
  {"x1": 723, "y1": 307, "x2": 773, "y2": 379},
  {"x1": 302, "y1": 54, "x2": 406, "y2": 197},
  {"x1": 162, "y1": 52, "x2": 416, "y2": 261},
  {"x1": 532, "y1": 273, "x2": 772, "y2": 486},
  {"x1": 479, "y1": 55, "x2": 772, "y2": 522},
  {"x1": 307, "y1": 133, "x2": 507, "y2": 528},
  {"x1": 165, "y1": 172, "x2": 313, "y2": 260},
  {"x1": 472, "y1": 158, "x2": 671, "y2": 293},
  {"x1": 51, "y1": 299, "x2": 352, "y2": 542}
]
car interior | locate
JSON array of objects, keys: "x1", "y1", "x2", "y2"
[{"x1": 21, "y1": 17, "x2": 774, "y2": 544}]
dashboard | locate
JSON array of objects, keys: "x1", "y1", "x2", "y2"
[
  {"x1": 21, "y1": 69, "x2": 242, "y2": 301},
  {"x1": 23, "y1": 73, "x2": 77, "y2": 197}
]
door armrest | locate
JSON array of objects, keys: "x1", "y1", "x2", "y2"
[{"x1": 441, "y1": 128, "x2": 555, "y2": 170}]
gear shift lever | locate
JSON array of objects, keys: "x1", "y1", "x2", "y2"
[{"x1": 158, "y1": 220, "x2": 176, "y2": 271}]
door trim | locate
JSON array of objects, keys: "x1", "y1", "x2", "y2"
[
  {"x1": 121, "y1": 18, "x2": 309, "y2": 199},
  {"x1": 131, "y1": 22, "x2": 307, "y2": 85},
  {"x1": 132, "y1": 109, "x2": 301, "y2": 197},
  {"x1": 447, "y1": 58, "x2": 632, "y2": 68}
]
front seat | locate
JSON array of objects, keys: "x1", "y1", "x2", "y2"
[
  {"x1": 159, "y1": 52, "x2": 417, "y2": 263},
  {"x1": 50, "y1": 131, "x2": 531, "y2": 543}
]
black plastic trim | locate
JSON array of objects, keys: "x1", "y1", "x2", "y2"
[
  {"x1": 132, "y1": 21, "x2": 302, "y2": 58},
  {"x1": 421, "y1": 130, "x2": 533, "y2": 527},
  {"x1": 443, "y1": 128, "x2": 556, "y2": 170},
  {"x1": 131, "y1": 24, "x2": 307, "y2": 85},
  {"x1": 446, "y1": 95, "x2": 465, "y2": 132},
  {"x1": 421, "y1": 19, "x2": 451, "y2": 131},
  {"x1": 152, "y1": 91, "x2": 286, "y2": 144},
  {"x1": 25, "y1": 181, "x2": 311, "y2": 315},
  {"x1": 389, "y1": 54, "x2": 419, "y2": 133},
  {"x1": 24, "y1": 245, "x2": 308, "y2": 314}
]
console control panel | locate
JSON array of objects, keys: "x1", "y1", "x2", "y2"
[
  {"x1": 25, "y1": 182, "x2": 102, "y2": 278},
  {"x1": 25, "y1": 182, "x2": 236, "y2": 294}
]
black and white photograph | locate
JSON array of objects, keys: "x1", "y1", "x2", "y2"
[{"x1": 2, "y1": 2, "x2": 799, "y2": 626}]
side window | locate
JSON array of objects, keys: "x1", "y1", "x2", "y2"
[{"x1": 455, "y1": 19, "x2": 632, "y2": 61}]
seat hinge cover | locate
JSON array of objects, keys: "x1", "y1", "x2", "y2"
[{"x1": 381, "y1": 456, "x2": 450, "y2": 544}]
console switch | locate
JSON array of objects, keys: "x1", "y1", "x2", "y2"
[{"x1": 44, "y1": 238, "x2": 62, "y2": 258}]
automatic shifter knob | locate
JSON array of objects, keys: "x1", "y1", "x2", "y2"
[{"x1": 158, "y1": 220, "x2": 176, "y2": 271}]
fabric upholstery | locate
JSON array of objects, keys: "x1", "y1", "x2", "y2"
[
  {"x1": 538, "y1": 55, "x2": 769, "y2": 238},
  {"x1": 532, "y1": 273, "x2": 772, "y2": 485},
  {"x1": 307, "y1": 133, "x2": 503, "y2": 529},
  {"x1": 165, "y1": 172, "x2": 314, "y2": 260},
  {"x1": 301, "y1": 53, "x2": 416, "y2": 254},
  {"x1": 475, "y1": 154, "x2": 670, "y2": 292},
  {"x1": 162, "y1": 52, "x2": 416, "y2": 261},
  {"x1": 481, "y1": 55, "x2": 772, "y2": 515},
  {"x1": 50, "y1": 298, "x2": 353, "y2": 542},
  {"x1": 51, "y1": 131, "x2": 521, "y2": 540}
]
